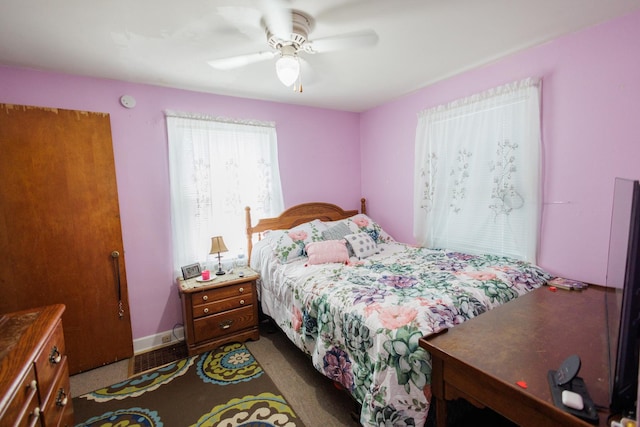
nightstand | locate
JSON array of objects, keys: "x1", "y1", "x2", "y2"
[{"x1": 178, "y1": 266, "x2": 260, "y2": 356}]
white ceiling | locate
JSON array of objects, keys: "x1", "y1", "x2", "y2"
[{"x1": 1, "y1": 0, "x2": 639, "y2": 112}]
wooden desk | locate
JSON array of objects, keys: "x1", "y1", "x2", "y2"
[{"x1": 420, "y1": 286, "x2": 611, "y2": 427}]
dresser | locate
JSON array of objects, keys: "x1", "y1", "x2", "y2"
[
  {"x1": 0, "y1": 304, "x2": 74, "y2": 426},
  {"x1": 178, "y1": 267, "x2": 260, "y2": 356}
]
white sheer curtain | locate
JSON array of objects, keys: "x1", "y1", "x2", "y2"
[
  {"x1": 413, "y1": 78, "x2": 541, "y2": 262},
  {"x1": 166, "y1": 112, "x2": 284, "y2": 273}
]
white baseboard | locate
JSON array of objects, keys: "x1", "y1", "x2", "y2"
[{"x1": 133, "y1": 326, "x2": 185, "y2": 355}]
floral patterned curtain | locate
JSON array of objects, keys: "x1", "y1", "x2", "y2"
[
  {"x1": 413, "y1": 78, "x2": 541, "y2": 262},
  {"x1": 166, "y1": 112, "x2": 284, "y2": 273}
]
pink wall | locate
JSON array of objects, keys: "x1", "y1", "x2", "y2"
[
  {"x1": 0, "y1": 68, "x2": 361, "y2": 339},
  {"x1": 2, "y1": 8, "x2": 639, "y2": 340},
  {"x1": 361, "y1": 9, "x2": 640, "y2": 285}
]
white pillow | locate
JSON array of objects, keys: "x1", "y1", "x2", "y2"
[
  {"x1": 344, "y1": 232, "x2": 378, "y2": 259},
  {"x1": 325, "y1": 214, "x2": 395, "y2": 244},
  {"x1": 270, "y1": 220, "x2": 327, "y2": 263}
]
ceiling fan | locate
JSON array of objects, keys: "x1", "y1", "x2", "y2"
[{"x1": 207, "y1": 3, "x2": 379, "y2": 92}]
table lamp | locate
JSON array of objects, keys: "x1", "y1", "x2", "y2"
[{"x1": 210, "y1": 236, "x2": 228, "y2": 275}]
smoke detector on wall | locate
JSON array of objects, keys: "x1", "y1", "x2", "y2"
[{"x1": 119, "y1": 95, "x2": 136, "y2": 109}]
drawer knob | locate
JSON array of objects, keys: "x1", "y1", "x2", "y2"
[
  {"x1": 203, "y1": 308, "x2": 209, "y2": 314},
  {"x1": 56, "y1": 388, "x2": 68, "y2": 407},
  {"x1": 49, "y1": 346, "x2": 62, "y2": 364},
  {"x1": 32, "y1": 407, "x2": 41, "y2": 418},
  {"x1": 29, "y1": 380, "x2": 37, "y2": 391},
  {"x1": 240, "y1": 299, "x2": 245, "y2": 305},
  {"x1": 219, "y1": 319, "x2": 233, "y2": 330},
  {"x1": 239, "y1": 287, "x2": 244, "y2": 293},
  {"x1": 202, "y1": 295, "x2": 208, "y2": 301}
]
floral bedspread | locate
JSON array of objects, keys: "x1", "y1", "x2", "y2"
[{"x1": 253, "y1": 241, "x2": 551, "y2": 427}]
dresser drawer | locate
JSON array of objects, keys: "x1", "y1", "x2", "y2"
[
  {"x1": 193, "y1": 305, "x2": 255, "y2": 343},
  {"x1": 42, "y1": 357, "x2": 71, "y2": 427},
  {"x1": 33, "y1": 321, "x2": 65, "y2": 407},
  {"x1": 3, "y1": 366, "x2": 40, "y2": 427},
  {"x1": 190, "y1": 282, "x2": 254, "y2": 308}
]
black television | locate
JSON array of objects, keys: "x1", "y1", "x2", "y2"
[{"x1": 605, "y1": 177, "x2": 640, "y2": 418}]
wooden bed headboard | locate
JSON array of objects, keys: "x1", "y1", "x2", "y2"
[{"x1": 245, "y1": 198, "x2": 366, "y2": 264}]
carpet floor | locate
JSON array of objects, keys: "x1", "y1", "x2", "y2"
[{"x1": 73, "y1": 342, "x2": 305, "y2": 426}]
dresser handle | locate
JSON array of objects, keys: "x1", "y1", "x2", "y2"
[
  {"x1": 31, "y1": 406, "x2": 41, "y2": 420},
  {"x1": 203, "y1": 308, "x2": 209, "y2": 314},
  {"x1": 29, "y1": 380, "x2": 37, "y2": 391},
  {"x1": 49, "y1": 346, "x2": 61, "y2": 364},
  {"x1": 27, "y1": 409, "x2": 40, "y2": 427},
  {"x1": 202, "y1": 295, "x2": 208, "y2": 301},
  {"x1": 240, "y1": 299, "x2": 245, "y2": 305},
  {"x1": 219, "y1": 320, "x2": 233, "y2": 329},
  {"x1": 56, "y1": 388, "x2": 68, "y2": 407},
  {"x1": 239, "y1": 287, "x2": 244, "y2": 293}
]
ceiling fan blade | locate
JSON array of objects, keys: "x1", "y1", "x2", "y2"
[
  {"x1": 317, "y1": 0, "x2": 424, "y2": 23},
  {"x1": 306, "y1": 30, "x2": 378, "y2": 54},
  {"x1": 298, "y1": 57, "x2": 318, "y2": 85},
  {"x1": 207, "y1": 51, "x2": 276, "y2": 70},
  {"x1": 262, "y1": 0, "x2": 292, "y2": 40},
  {"x1": 215, "y1": 6, "x2": 263, "y2": 38}
]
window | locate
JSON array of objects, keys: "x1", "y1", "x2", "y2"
[
  {"x1": 413, "y1": 78, "x2": 541, "y2": 262},
  {"x1": 166, "y1": 112, "x2": 284, "y2": 273}
]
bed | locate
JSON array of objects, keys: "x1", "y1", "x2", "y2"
[{"x1": 245, "y1": 199, "x2": 551, "y2": 427}]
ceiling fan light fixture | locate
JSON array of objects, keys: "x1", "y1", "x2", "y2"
[{"x1": 275, "y1": 53, "x2": 300, "y2": 87}]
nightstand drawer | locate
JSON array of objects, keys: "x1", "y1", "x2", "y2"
[
  {"x1": 193, "y1": 305, "x2": 255, "y2": 342},
  {"x1": 192, "y1": 293, "x2": 254, "y2": 318},
  {"x1": 191, "y1": 282, "x2": 254, "y2": 307}
]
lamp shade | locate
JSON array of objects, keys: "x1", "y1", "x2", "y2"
[
  {"x1": 209, "y1": 236, "x2": 228, "y2": 254},
  {"x1": 276, "y1": 54, "x2": 300, "y2": 87}
]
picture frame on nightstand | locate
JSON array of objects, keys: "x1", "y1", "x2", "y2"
[{"x1": 181, "y1": 263, "x2": 201, "y2": 280}]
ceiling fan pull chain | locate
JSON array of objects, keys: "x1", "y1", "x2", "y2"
[{"x1": 293, "y1": 73, "x2": 303, "y2": 93}]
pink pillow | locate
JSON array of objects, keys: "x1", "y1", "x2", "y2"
[{"x1": 306, "y1": 240, "x2": 349, "y2": 265}]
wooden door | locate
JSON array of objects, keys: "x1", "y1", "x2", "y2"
[{"x1": 0, "y1": 104, "x2": 133, "y2": 374}]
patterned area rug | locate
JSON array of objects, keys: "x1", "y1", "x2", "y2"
[{"x1": 73, "y1": 342, "x2": 305, "y2": 427}]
